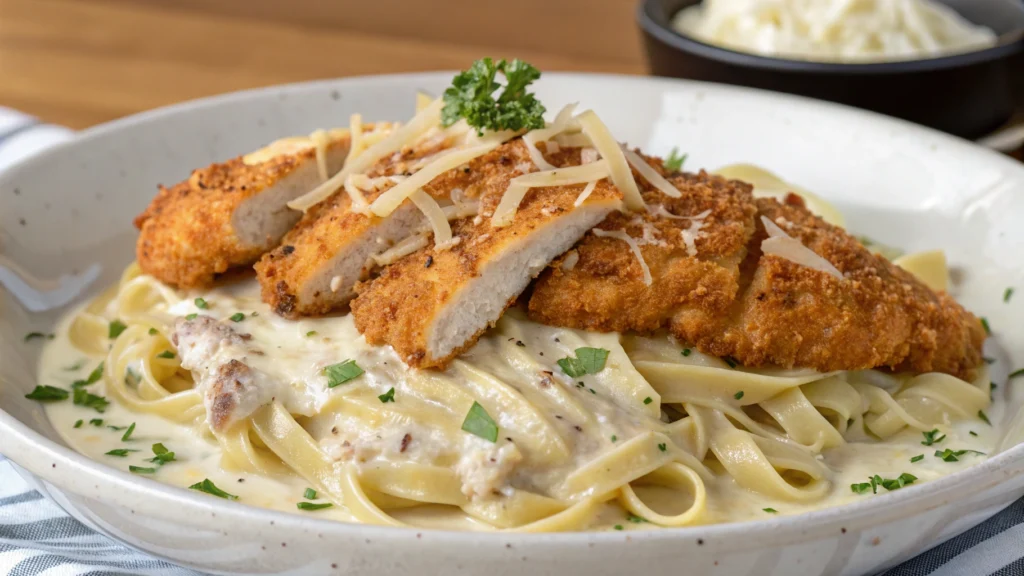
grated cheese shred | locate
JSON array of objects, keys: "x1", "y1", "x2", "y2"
[
  {"x1": 594, "y1": 229, "x2": 653, "y2": 286},
  {"x1": 372, "y1": 234, "x2": 430, "y2": 266},
  {"x1": 410, "y1": 190, "x2": 456, "y2": 249},
  {"x1": 522, "y1": 103, "x2": 578, "y2": 171},
  {"x1": 760, "y1": 216, "x2": 844, "y2": 279},
  {"x1": 309, "y1": 129, "x2": 331, "y2": 182},
  {"x1": 574, "y1": 110, "x2": 644, "y2": 211},
  {"x1": 491, "y1": 161, "x2": 611, "y2": 227},
  {"x1": 289, "y1": 98, "x2": 444, "y2": 212},
  {"x1": 574, "y1": 181, "x2": 598, "y2": 207},
  {"x1": 348, "y1": 114, "x2": 365, "y2": 162},
  {"x1": 621, "y1": 146, "x2": 682, "y2": 198}
]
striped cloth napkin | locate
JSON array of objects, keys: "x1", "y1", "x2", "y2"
[{"x1": 2, "y1": 107, "x2": 1024, "y2": 576}]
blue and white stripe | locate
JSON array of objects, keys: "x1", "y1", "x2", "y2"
[{"x1": 2, "y1": 105, "x2": 1023, "y2": 576}]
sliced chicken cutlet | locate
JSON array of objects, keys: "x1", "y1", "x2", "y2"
[
  {"x1": 135, "y1": 130, "x2": 366, "y2": 288},
  {"x1": 255, "y1": 131, "x2": 473, "y2": 317},
  {"x1": 351, "y1": 141, "x2": 623, "y2": 369},
  {"x1": 529, "y1": 167, "x2": 758, "y2": 334},
  {"x1": 530, "y1": 155, "x2": 985, "y2": 378}
]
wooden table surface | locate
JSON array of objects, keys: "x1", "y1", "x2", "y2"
[{"x1": 0, "y1": 0, "x2": 645, "y2": 129}]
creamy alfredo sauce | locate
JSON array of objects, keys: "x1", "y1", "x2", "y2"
[{"x1": 41, "y1": 277, "x2": 1003, "y2": 531}]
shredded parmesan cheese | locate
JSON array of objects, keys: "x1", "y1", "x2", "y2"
[
  {"x1": 415, "y1": 91, "x2": 434, "y2": 113},
  {"x1": 580, "y1": 148, "x2": 600, "y2": 165},
  {"x1": 343, "y1": 175, "x2": 372, "y2": 214},
  {"x1": 491, "y1": 161, "x2": 611, "y2": 227},
  {"x1": 522, "y1": 103, "x2": 578, "y2": 171},
  {"x1": 309, "y1": 129, "x2": 331, "y2": 182},
  {"x1": 410, "y1": 190, "x2": 456, "y2": 249},
  {"x1": 594, "y1": 229, "x2": 652, "y2": 286},
  {"x1": 760, "y1": 216, "x2": 844, "y2": 279},
  {"x1": 554, "y1": 133, "x2": 592, "y2": 148},
  {"x1": 371, "y1": 139, "x2": 508, "y2": 218},
  {"x1": 574, "y1": 181, "x2": 598, "y2": 207},
  {"x1": 348, "y1": 114, "x2": 365, "y2": 163},
  {"x1": 574, "y1": 110, "x2": 643, "y2": 211},
  {"x1": 621, "y1": 146, "x2": 681, "y2": 198},
  {"x1": 289, "y1": 98, "x2": 444, "y2": 212},
  {"x1": 372, "y1": 234, "x2": 430, "y2": 266},
  {"x1": 561, "y1": 250, "x2": 580, "y2": 272}
]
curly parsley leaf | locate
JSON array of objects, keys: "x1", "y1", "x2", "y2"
[
  {"x1": 25, "y1": 386, "x2": 69, "y2": 402},
  {"x1": 441, "y1": 58, "x2": 546, "y2": 135}
]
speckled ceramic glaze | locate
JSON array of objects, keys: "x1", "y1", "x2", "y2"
[{"x1": 1, "y1": 73, "x2": 1023, "y2": 576}]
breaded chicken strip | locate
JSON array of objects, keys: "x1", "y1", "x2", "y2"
[
  {"x1": 530, "y1": 157, "x2": 984, "y2": 379},
  {"x1": 351, "y1": 141, "x2": 623, "y2": 369},
  {"x1": 255, "y1": 132, "x2": 471, "y2": 317},
  {"x1": 135, "y1": 131, "x2": 363, "y2": 288},
  {"x1": 529, "y1": 168, "x2": 758, "y2": 333}
]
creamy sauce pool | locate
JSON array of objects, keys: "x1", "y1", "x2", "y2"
[{"x1": 42, "y1": 278, "x2": 1006, "y2": 530}]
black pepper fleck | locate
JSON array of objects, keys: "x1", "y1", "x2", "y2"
[
  {"x1": 516, "y1": 340, "x2": 525, "y2": 347},
  {"x1": 425, "y1": 256, "x2": 433, "y2": 268},
  {"x1": 282, "y1": 245, "x2": 295, "y2": 255}
]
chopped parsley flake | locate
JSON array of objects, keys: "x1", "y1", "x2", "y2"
[
  {"x1": 184, "y1": 313, "x2": 198, "y2": 321},
  {"x1": 851, "y1": 482, "x2": 872, "y2": 494},
  {"x1": 663, "y1": 147, "x2": 687, "y2": 172},
  {"x1": 984, "y1": 357, "x2": 996, "y2": 365},
  {"x1": 73, "y1": 388, "x2": 109, "y2": 413},
  {"x1": 24, "y1": 332, "x2": 52, "y2": 342},
  {"x1": 105, "y1": 448, "x2": 138, "y2": 457},
  {"x1": 1005, "y1": 287, "x2": 1015, "y2": 303},
  {"x1": 107, "y1": 425, "x2": 127, "y2": 431},
  {"x1": 980, "y1": 317, "x2": 991, "y2": 335},
  {"x1": 229, "y1": 312, "x2": 245, "y2": 322},
  {"x1": 306, "y1": 331, "x2": 318, "y2": 337},
  {"x1": 73, "y1": 362, "x2": 104, "y2": 388},
  {"x1": 24, "y1": 385, "x2": 68, "y2": 402},
  {"x1": 723, "y1": 357, "x2": 738, "y2": 369},
  {"x1": 378, "y1": 387, "x2": 396, "y2": 403},
  {"x1": 734, "y1": 391, "x2": 744, "y2": 400},
  {"x1": 189, "y1": 479, "x2": 238, "y2": 500},
  {"x1": 643, "y1": 397, "x2": 653, "y2": 405},
  {"x1": 970, "y1": 430, "x2": 978, "y2": 437},
  {"x1": 108, "y1": 320, "x2": 128, "y2": 339},
  {"x1": 441, "y1": 58, "x2": 546, "y2": 135},
  {"x1": 979, "y1": 410, "x2": 991, "y2": 425},
  {"x1": 681, "y1": 348, "x2": 692, "y2": 357},
  {"x1": 63, "y1": 360, "x2": 86, "y2": 371},
  {"x1": 627, "y1": 513, "x2": 648, "y2": 523},
  {"x1": 461, "y1": 401, "x2": 498, "y2": 442},
  {"x1": 148, "y1": 328, "x2": 159, "y2": 335},
  {"x1": 613, "y1": 524, "x2": 624, "y2": 531},
  {"x1": 125, "y1": 367, "x2": 140, "y2": 388},
  {"x1": 304, "y1": 488, "x2": 318, "y2": 500},
  {"x1": 73, "y1": 419, "x2": 83, "y2": 429},
  {"x1": 296, "y1": 502, "x2": 333, "y2": 511},
  {"x1": 557, "y1": 347, "x2": 609, "y2": 378},
  {"x1": 763, "y1": 508, "x2": 777, "y2": 514},
  {"x1": 1010, "y1": 368, "x2": 1024, "y2": 380},
  {"x1": 324, "y1": 360, "x2": 363, "y2": 388},
  {"x1": 921, "y1": 429, "x2": 946, "y2": 446},
  {"x1": 611, "y1": 435, "x2": 618, "y2": 442},
  {"x1": 121, "y1": 422, "x2": 136, "y2": 442},
  {"x1": 910, "y1": 454, "x2": 924, "y2": 463},
  {"x1": 657, "y1": 443, "x2": 667, "y2": 452},
  {"x1": 879, "y1": 473, "x2": 917, "y2": 491},
  {"x1": 149, "y1": 443, "x2": 176, "y2": 465},
  {"x1": 194, "y1": 297, "x2": 209, "y2": 309},
  {"x1": 89, "y1": 418, "x2": 104, "y2": 427},
  {"x1": 129, "y1": 465, "x2": 156, "y2": 474},
  {"x1": 156, "y1": 350, "x2": 175, "y2": 359}
]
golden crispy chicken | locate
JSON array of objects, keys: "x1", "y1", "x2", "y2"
[
  {"x1": 350, "y1": 141, "x2": 622, "y2": 369},
  {"x1": 134, "y1": 132, "x2": 356, "y2": 288},
  {"x1": 529, "y1": 156, "x2": 985, "y2": 379},
  {"x1": 255, "y1": 130, "x2": 473, "y2": 317}
]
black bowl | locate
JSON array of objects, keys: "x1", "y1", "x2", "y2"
[{"x1": 638, "y1": 0, "x2": 1024, "y2": 139}]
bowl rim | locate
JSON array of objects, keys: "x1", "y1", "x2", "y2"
[
  {"x1": 2, "y1": 71, "x2": 1024, "y2": 550},
  {"x1": 637, "y1": 0, "x2": 1024, "y2": 74}
]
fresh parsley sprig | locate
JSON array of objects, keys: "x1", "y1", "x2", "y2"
[{"x1": 441, "y1": 58, "x2": 546, "y2": 135}]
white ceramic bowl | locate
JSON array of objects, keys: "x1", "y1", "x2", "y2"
[{"x1": 1, "y1": 73, "x2": 1023, "y2": 576}]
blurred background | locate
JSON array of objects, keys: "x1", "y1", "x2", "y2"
[
  {"x1": 0, "y1": 0, "x2": 643, "y2": 129},
  {"x1": 0, "y1": 0, "x2": 1020, "y2": 154}
]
